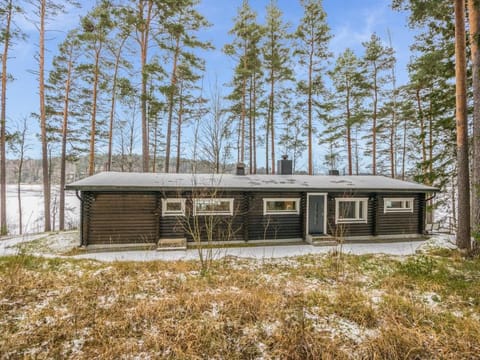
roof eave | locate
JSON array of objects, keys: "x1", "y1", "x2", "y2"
[{"x1": 65, "y1": 185, "x2": 439, "y2": 193}]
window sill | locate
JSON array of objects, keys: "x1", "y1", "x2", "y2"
[{"x1": 336, "y1": 219, "x2": 368, "y2": 224}]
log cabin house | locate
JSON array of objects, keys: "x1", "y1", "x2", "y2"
[{"x1": 66, "y1": 160, "x2": 438, "y2": 249}]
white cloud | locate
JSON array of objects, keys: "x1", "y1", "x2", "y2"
[{"x1": 329, "y1": 5, "x2": 387, "y2": 56}]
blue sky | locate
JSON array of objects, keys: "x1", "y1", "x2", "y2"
[
  {"x1": 6, "y1": 0, "x2": 415, "y2": 167},
  {"x1": 197, "y1": 0, "x2": 414, "y2": 85}
]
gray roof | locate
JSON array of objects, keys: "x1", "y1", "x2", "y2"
[{"x1": 66, "y1": 172, "x2": 438, "y2": 193}]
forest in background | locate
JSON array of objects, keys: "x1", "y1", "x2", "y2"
[{"x1": 0, "y1": 0, "x2": 477, "y2": 251}]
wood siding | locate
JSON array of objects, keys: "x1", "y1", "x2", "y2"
[
  {"x1": 84, "y1": 192, "x2": 158, "y2": 245},
  {"x1": 326, "y1": 192, "x2": 425, "y2": 237},
  {"x1": 247, "y1": 192, "x2": 304, "y2": 240},
  {"x1": 183, "y1": 192, "x2": 245, "y2": 242},
  {"x1": 326, "y1": 193, "x2": 374, "y2": 237},
  {"x1": 80, "y1": 190, "x2": 427, "y2": 246},
  {"x1": 376, "y1": 194, "x2": 423, "y2": 235},
  {"x1": 158, "y1": 192, "x2": 185, "y2": 240}
]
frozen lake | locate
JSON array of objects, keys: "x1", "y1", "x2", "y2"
[{"x1": 3, "y1": 184, "x2": 80, "y2": 235}]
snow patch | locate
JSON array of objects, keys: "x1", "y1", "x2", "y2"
[
  {"x1": 417, "y1": 234, "x2": 457, "y2": 253},
  {"x1": 310, "y1": 313, "x2": 378, "y2": 343},
  {"x1": 419, "y1": 292, "x2": 442, "y2": 308},
  {"x1": 1, "y1": 231, "x2": 440, "y2": 263}
]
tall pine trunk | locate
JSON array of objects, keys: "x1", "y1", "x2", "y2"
[
  {"x1": 39, "y1": 0, "x2": 51, "y2": 232},
  {"x1": 401, "y1": 112, "x2": 407, "y2": 180},
  {"x1": 240, "y1": 41, "x2": 247, "y2": 165},
  {"x1": 346, "y1": 83, "x2": 352, "y2": 175},
  {"x1": 372, "y1": 64, "x2": 378, "y2": 176},
  {"x1": 59, "y1": 48, "x2": 73, "y2": 230},
  {"x1": 252, "y1": 71, "x2": 257, "y2": 174},
  {"x1": 88, "y1": 48, "x2": 101, "y2": 176},
  {"x1": 16, "y1": 118, "x2": 26, "y2": 235},
  {"x1": 468, "y1": 0, "x2": 480, "y2": 244},
  {"x1": 270, "y1": 75, "x2": 276, "y2": 174},
  {"x1": 0, "y1": 0, "x2": 12, "y2": 235},
  {"x1": 248, "y1": 76, "x2": 253, "y2": 172},
  {"x1": 107, "y1": 37, "x2": 127, "y2": 172},
  {"x1": 307, "y1": 44, "x2": 313, "y2": 175},
  {"x1": 454, "y1": 0, "x2": 471, "y2": 250},
  {"x1": 139, "y1": 1, "x2": 153, "y2": 172},
  {"x1": 389, "y1": 88, "x2": 397, "y2": 179},
  {"x1": 416, "y1": 88, "x2": 427, "y2": 178},
  {"x1": 165, "y1": 35, "x2": 180, "y2": 173},
  {"x1": 175, "y1": 82, "x2": 184, "y2": 173}
]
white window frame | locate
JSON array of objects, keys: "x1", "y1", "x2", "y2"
[
  {"x1": 384, "y1": 197, "x2": 414, "y2": 213},
  {"x1": 263, "y1": 198, "x2": 300, "y2": 215},
  {"x1": 335, "y1": 197, "x2": 368, "y2": 224},
  {"x1": 193, "y1": 198, "x2": 234, "y2": 216},
  {"x1": 162, "y1": 198, "x2": 186, "y2": 217}
]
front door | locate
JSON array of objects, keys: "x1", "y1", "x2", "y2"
[{"x1": 308, "y1": 195, "x2": 325, "y2": 235}]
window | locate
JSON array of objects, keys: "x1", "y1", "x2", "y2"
[
  {"x1": 162, "y1": 198, "x2": 186, "y2": 216},
  {"x1": 335, "y1": 198, "x2": 368, "y2": 224},
  {"x1": 384, "y1": 198, "x2": 414, "y2": 213},
  {"x1": 263, "y1": 198, "x2": 300, "y2": 215},
  {"x1": 193, "y1": 198, "x2": 234, "y2": 215}
]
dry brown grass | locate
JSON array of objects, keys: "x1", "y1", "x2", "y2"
[{"x1": 0, "y1": 251, "x2": 479, "y2": 359}]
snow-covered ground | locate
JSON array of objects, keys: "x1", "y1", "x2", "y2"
[
  {"x1": 2, "y1": 184, "x2": 79, "y2": 235},
  {"x1": 0, "y1": 230, "x2": 457, "y2": 262}
]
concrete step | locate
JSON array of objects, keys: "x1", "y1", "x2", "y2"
[{"x1": 309, "y1": 236, "x2": 338, "y2": 246}]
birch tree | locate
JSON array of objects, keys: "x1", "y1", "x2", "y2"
[{"x1": 7, "y1": 117, "x2": 28, "y2": 234}]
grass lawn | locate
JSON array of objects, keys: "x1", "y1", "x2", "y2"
[{"x1": 0, "y1": 249, "x2": 479, "y2": 359}]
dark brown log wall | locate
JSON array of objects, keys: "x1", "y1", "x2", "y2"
[
  {"x1": 80, "y1": 190, "x2": 427, "y2": 246},
  {"x1": 377, "y1": 193, "x2": 423, "y2": 235},
  {"x1": 247, "y1": 192, "x2": 304, "y2": 240},
  {"x1": 326, "y1": 193, "x2": 374, "y2": 237},
  {"x1": 84, "y1": 192, "x2": 158, "y2": 245},
  {"x1": 326, "y1": 192, "x2": 425, "y2": 237},
  {"x1": 183, "y1": 192, "x2": 245, "y2": 242}
]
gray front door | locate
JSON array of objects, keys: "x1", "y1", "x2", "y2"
[{"x1": 308, "y1": 195, "x2": 325, "y2": 235}]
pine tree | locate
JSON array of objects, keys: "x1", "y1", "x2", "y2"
[
  {"x1": 468, "y1": 0, "x2": 480, "y2": 244},
  {"x1": 105, "y1": 6, "x2": 132, "y2": 172},
  {"x1": 262, "y1": 0, "x2": 292, "y2": 174},
  {"x1": 28, "y1": 0, "x2": 78, "y2": 232},
  {"x1": 454, "y1": 0, "x2": 471, "y2": 250},
  {"x1": 77, "y1": 0, "x2": 113, "y2": 176},
  {"x1": 328, "y1": 49, "x2": 368, "y2": 175},
  {"x1": 46, "y1": 30, "x2": 81, "y2": 230},
  {"x1": 393, "y1": 0, "x2": 457, "y2": 229},
  {"x1": 224, "y1": 0, "x2": 262, "y2": 170},
  {"x1": 294, "y1": 0, "x2": 331, "y2": 175},
  {"x1": 0, "y1": 0, "x2": 23, "y2": 234},
  {"x1": 127, "y1": 0, "x2": 175, "y2": 172},
  {"x1": 278, "y1": 91, "x2": 307, "y2": 173},
  {"x1": 162, "y1": 0, "x2": 211, "y2": 173},
  {"x1": 362, "y1": 33, "x2": 395, "y2": 175}
]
